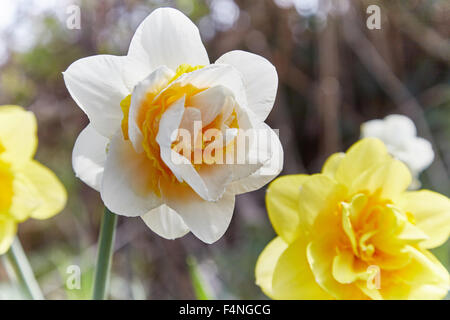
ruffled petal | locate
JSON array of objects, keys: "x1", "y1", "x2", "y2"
[
  {"x1": 216, "y1": 50, "x2": 278, "y2": 121},
  {"x1": 380, "y1": 246, "x2": 449, "y2": 299},
  {"x1": 230, "y1": 124, "x2": 283, "y2": 195},
  {"x1": 397, "y1": 190, "x2": 450, "y2": 249},
  {"x1": 189, "y1": 85, "x2": 232, "y2": 126},
  {"x1": 170, "y1": 64, "x2": 247, "y2": 110},
  {"x1": 306, "y1": 240, "x2": 368, "y2": 299},
  {"x1": 128, "y1": 66, "x2": 175, "y2": 153},
  {"x1": 157, "y1": 97, "x2": 233, "y2": 201}
]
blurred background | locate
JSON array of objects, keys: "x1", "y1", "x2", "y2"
[{"x1": 0, "y1": 0, "x2": 449, "y2": 299}]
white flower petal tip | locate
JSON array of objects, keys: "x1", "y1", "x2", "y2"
[
  {"x1": 216, "y1": 50, "x2": 278, "y2": 121},
  {"x1": 72, "y1": 124, "x2": 109, "y2": 191},
  {"x1": 160, "y1": 183, "x2": 236, "y2": 244},
  {"x1": 361, "y1": 114, "x2": 434, "y2": 184},
  {"x1": 141, "y1": 205, "x2": 190, "y2": 240},
  {"x1": 128, "y1": 7, "x2": 210, "y2": 72},
  {"x1": 63, "y1": 55, "x2": 130, "y2": 138},
  {"x1": 65, "y1": 7, "x2": 281, "y2": 242}
]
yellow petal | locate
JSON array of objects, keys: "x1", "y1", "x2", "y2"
[
  {"x1": 357, "y1": 282, "x2": 383, "y2": 300},
  {"x1": 341, "y1": 203, "x2": 358, "y2": 256},
  {"x1": 335, "y1": 138, "x2": 390, "y2": 188},
  {"x1": 0, "y1": 216, "x2": 17, "y2": 254},
  {"x1": 266, "y1": 174, "x2": 309, "y2": 243},
  {"x1": 255, "y1": 237, "x2": 288, "y2": 298},
  {"x1": 381, "y1": 246, "x2": 449, "y2": 299},
  {"x1": 370, "y1": 206, "x2": 418, "y2": 262},
  {"x1": 349, "y1": 159, "x2": 411, "y2": 200},
  {"x1": 0, "y1": 105, "x2": 37, "y2": 167},
  {"x1": 322, "y1": 152, "x2": 345, "y2": 179},
  {"x1": 13, "y1": 160, "x2": 67, "y2": 220},
  {"x1": 306, "y1": 240, "x2": 369, "y2": 299},
  {"x1": 9, "y1": 171, "x2": 42, "y2": 221},
  {"x1": 397, "y1": 190, "x2": 450, "y2": 249},
  {"x1": 297, "y1": 174, "x2": 347, "y2": 235},
  {"x1": 272, "y1": 237, "x2": 332, "y2": 299},
  {"x1": 0, "y1": 159, "x2": 14, "y2": 214},
  {"x1": 332, "y1": 250, "x2": 370, "y2": 284}
]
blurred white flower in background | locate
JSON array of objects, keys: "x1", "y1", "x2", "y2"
[{"x1": 361, "y1": 114, "x2": 434, "y2": 189}]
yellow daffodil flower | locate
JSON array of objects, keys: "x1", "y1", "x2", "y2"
[
  {"x1": 256, "y1": 138, "x2": 450, "y2": 300},
  {"x1": 64, "y1": 8, "x2": 282, "y2": 243},
  {"x1": 0, "y1": 105, "x2": 67, "y2": 254}
]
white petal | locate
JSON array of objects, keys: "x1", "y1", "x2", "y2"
[
  {"x1": 161, "y1": 182, "x2": 235, "y2": 243},
  {"x1": 361, "y1": 119, "x2": 385, "y2": 139},
  {"x1": 384, "y1": 114, "x2": 417, "y2": 139},
  {"x1": 226, "y1": 105, "x2": 266, "y2": 182},
  {"x1": 156, "y1": 96, "x2": 187, "y2": 182},
  {"x1": 230, "y1": 123, "x2": 283, "y2": 194},
  {"x1": 72, "y1": 124, "x2": 109, "y2": 191},
  {"x1": 404, "y1": 137, "x2": 434, "y2": 173},
  {"x1": 63, "y1": 55, "x2": 129, "y2": 138},
  {"x1": 141, "y1": 204, "x2": 189, "y2": 240},
  {"x1": 170, "y1": 64, "x2": 247, "y2": 110},
  {"x1": 127, "y1": 7, "x2": 209, "y2": 72},
  {"x1": 179, "y1": 107, "x2": 202, "y2": 135},
  {"x1": 129, "y1": 66, "x2": 175, "y2": 153},
  {"x1": 216, "y1": 50, "x2": 278, "y2": 121},
  {"x1": 122, "y1": 56, "x2": 153, "y2": 91},
  {"x1": 157, "y1": 97, "x2": 232, "y2": 201},
  {"x1": 189, "y1": 85, "x2": 233, "y2": 126},
  {"x1": 101, "y1": 132, "x2": 162, "y2": 217}
]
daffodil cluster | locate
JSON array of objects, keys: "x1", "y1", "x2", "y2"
[
  {"x1": 256, "y1": 138, "x2": 450, "y2": 300},
  {"x1": 0, "y1": 106, "x2": 67, "y2": 254}
]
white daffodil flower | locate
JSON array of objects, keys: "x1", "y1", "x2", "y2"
[
  {"x1": 65, "y1": 8, "x2": 283, "y2": 243},
  {"x1": 361, "y1": 114, "x2": 434, "y2": 188}
]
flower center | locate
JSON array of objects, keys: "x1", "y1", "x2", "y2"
[
  {"x1": 0, "y1": 141, "x2": 13, "y2": 214},
  {"x1": 339, "y1": 192, "x2": 393, "y2": 262},
  {"x1": 119, "y1": 64, "x2": 239, "y2": 195}
]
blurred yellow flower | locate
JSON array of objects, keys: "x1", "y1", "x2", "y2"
[
  {"x1": 0, "y1": 106, "x2": 67, "y2": 254},
  {"x1": 256, "y1": 138, "x2": 450, "y2": 300}
]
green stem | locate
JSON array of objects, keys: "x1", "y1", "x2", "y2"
[
  {"x1": 4, "y1": 237, "x2": 44, "y2": 300},
  {"x1": 92, "y1": 207, "x2": 118, "y2": 300}
]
